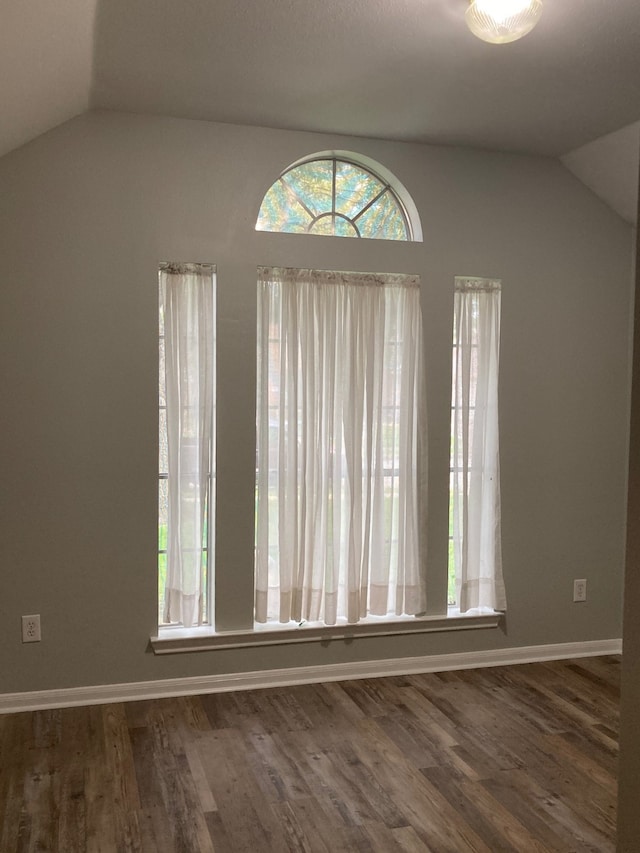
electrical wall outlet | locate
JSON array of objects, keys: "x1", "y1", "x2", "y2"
[
  {"x1": 21, "y1": 614, "x2": 41, "y2": 643},
  {"x1": 573, "y1": 579, "x2": 587, "y2": 603}
]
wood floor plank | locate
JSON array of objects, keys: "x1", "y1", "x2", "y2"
[
  {"x1": 350, "y1": 717, "x2": 494, "y2": 852},
  {"x1": 101, "y1": 704, "x2": 143, "y2": 852},
  {"x1": 273, "y1": 795, "x2": 339, "y2": 853},
  {"x1": 512, "y1": 765, "x2": 615, "y2": 853},
  {"x1": 480, "y1": 768, "x2": 600, "y2": 852},
  {"x1": 197, "y1": 727, "x2": 289, "y2": 850},
  {"x1": 455, "y1": 774, "x2": 551, "y2": 853},
  {"x1": 491, "y1": 733, "x2": 614, "y2": 843},
  {"x1": 146, "y1": 709, "x2": 215, "y2": 853},
  {"x1": 544, "y1": 731, "x2": 617, "y2": 796},
  {"x1": 242, "y1": 723, "x2": 315, "y2": 803},
  {"x1": 282, "y1": 729, "x2": 382, "y2": 827},
  {"x1": 392, "y1": 824, "x2": 435, "y2": 852},
  {"x1": 183, "y1": 739, "x2": 218, "y2": 813},
  {"x1": 55, "y1": 707, "x2": 90, "y2": 853},
  {"x1": 0, "y1": 713, "x2": 31, "y2": 853},
  {"x1": 0, "y1": 655, "x2": 620, "y2": 852}
]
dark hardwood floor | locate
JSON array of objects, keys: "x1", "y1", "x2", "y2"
[{"x1": 0, "y1": 655, "x2": 620, "y2": 852}]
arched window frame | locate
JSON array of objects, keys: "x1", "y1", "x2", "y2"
[{"x1": 256, "y1": 150, "x2": 423, "y2": 242}]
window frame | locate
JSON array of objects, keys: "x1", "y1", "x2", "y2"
[
  {"x1": 158, "y1": 262, "x2": 216, "y2": 631},
  {"x1": 151, "y1": 160, "x2": 505, "y2": 651},
  {"x1": 256, "y1": 154, "x2": 420, "y2": 242},
  {"x1": 448, "y1": 276, "x2": 505, "y2": 615}
]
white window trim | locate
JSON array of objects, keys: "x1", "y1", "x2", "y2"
[{"x1": 150, "y1": 610, "x2": 502, "y2": 654}]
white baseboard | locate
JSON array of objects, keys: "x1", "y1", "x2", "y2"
[{"x1": 0, "y1": 638, "x2": 621, "y2": 715}]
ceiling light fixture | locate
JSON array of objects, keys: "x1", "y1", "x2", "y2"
[{"x1": 466, "y1": 0, "x2": 543, "y2": 44}]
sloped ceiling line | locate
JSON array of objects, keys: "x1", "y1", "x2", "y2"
[
  {"x1": 0, "y1": 0, "x2": 98, "y2": 160},
  {"x1": 1, "y1": 0, "x2": 639, "y2": 224},
  {"x1": 562, "y1": 123, "x2": 640, "y2": 226}
]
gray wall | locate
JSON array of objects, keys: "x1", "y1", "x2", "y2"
[{"x1": 0, "y1": 111, "x2": 632, "y2": 694}]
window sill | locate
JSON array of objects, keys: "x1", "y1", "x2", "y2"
[{"x1": 150, "y1": 609, "x2": 503, "y2": 655}]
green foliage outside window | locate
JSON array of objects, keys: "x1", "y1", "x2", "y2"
[{"x1": 256, "y1": 158, "x2": 410, "y2": 241}]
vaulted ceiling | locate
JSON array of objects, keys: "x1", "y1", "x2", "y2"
[
  {"x1": 1, "y1": 0, "x2": 96, "y2": 160},
  {"x1": 2, "y1": 0, "x2": 640, "y2": 218}
]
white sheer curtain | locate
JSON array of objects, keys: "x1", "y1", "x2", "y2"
[
  {"x1": 160, "y1": 263, "x2": 215, "y2": 627},
  {"x1": 255, "y1": 267, "x2": 427, "y2": 626},
  {"x1": 451, "y1": 276, "x2": 505, "y2": 612}
]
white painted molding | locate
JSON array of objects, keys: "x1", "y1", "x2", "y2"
[
  {"x1": 151, "y1": 611, "x2": 502, "y2": 654},
  {"x1": 0, "y1": 638, "x2": 621, "y2": 715}
]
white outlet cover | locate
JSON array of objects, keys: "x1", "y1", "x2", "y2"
[
  {"x1": 21, "y1": 614, "x2": 41, "y2": 643},
  {"x1": 573, "y1": 579, "x2": 587, "y2": 602}
]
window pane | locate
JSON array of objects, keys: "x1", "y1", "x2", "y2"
[
  {"x1": 159, "y1": 336, "x2": 166, "y2": 407},
  {"x1": 158, "y1": 551, "x2": 167, "y2": 624},
  {"x1": 158, "y1": 478, "x2": 168, "y2": 548},
  {"x1": 335, "y1": 161, "x2": 384, "y2": 219},
  {"x1": 356, "y1": 190, "x2": 408, "y2": 240},
  {"x1": 334, "y1": 216, "x2": 359, "y2": 238},
  {"x1": 282, "y1": 160, "x2": 333, "y2": 216},
  {"x1": 448, "y1": 471, "x2": 456, "y2": 606},
  {"x1": 201, "y1": 547, "x2": 209, "y2": 625},
  {"x1": 256, "y1": 180, "x2": 312, "y2": 233},
  {"x1": 158, "y1": 476, "x2": 168, "y2": 622},
  {"x1": 159, "y1": 408, "x2": 168, "y2": 474},
  {"x1": 308, "y1": 214, "x2": 335, "y2": 236}
]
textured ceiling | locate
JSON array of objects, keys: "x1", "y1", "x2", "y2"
[
  {"x1": 2, "y1": 0, "x2": 640, "y2": 165},
  {"x1": 0, "y1": 0, "x2": 97, "y2": 159},
  {"x1": 90, "y1": 0, "x2": 640, "y2": 157},
  {"x1": 562, "y1": 122, "x2": 640, "y2": 225}
]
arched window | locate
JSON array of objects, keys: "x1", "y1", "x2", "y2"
[{"x1": 256, "y1": 154, "x2": 420, "y2": 241}]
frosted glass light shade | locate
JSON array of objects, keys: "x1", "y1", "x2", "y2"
[{"x1": 466, "y1": 0, "x2": 543, "y2": 44}]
